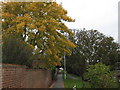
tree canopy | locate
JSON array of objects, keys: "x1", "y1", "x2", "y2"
[
  {"x1": 66, "y1": 29, "x2": 119, "y2": 76},
  {"x1": 2, "y1": 1, "x2": 76, "y2": 68}
]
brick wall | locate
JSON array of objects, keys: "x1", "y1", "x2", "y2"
[{"x1": 2, "y1": 64, "x2": 52, "y2": 88}]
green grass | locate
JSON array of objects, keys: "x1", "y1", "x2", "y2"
[
  {"x1": 62, "y1": 71, "x2": 91, "y2": 88},
  {"x1": 64, "y1": 75, "x2": 83, "y2": 88}
]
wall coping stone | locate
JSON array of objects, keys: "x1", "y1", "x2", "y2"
[{"x1": 2, "y1": 64, "x2": 27, "y2": 68}]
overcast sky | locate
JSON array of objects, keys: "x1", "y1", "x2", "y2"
[
  {"x1": 56, "y1": 0, "x2": 119, "y2": 42},
  {"x1": 0, "y1": 0, "x2": 119, "y2": 42}
]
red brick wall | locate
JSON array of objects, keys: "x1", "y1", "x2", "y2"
[{"x1": 2, "y1": 64, "x2": 52, "y2": 88}]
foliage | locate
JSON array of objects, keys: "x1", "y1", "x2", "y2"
[
  {"x1": 66, "y1": 54, "x2": 86, "y2": 77},
  {"x1": 51, "y1": 67, "x2": 57, "y2": 80},
  {"x1": 2, "y1": 33, "x2": 33, "y2": 67},
  {"x1": 2, "y1": 1, "x2": 76, "y2": 67},
  {"x1": 84, "y1": 63, "x2": 118, "y2": 88},
  {"x1": 66, "y1": 29, "x2": 119, "y2": 77},
  {"x1": 75, "y1": 29, "x2": 119, "y2": 66}
]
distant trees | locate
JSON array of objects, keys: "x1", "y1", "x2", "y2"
[
  {"x1": 66, "y1": 29, "x2": 119, "y2": 76},
  {"x1": 2, "y1": 1, "x2": 76, "y2": 68}
]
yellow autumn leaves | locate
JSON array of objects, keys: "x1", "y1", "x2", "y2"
[{"x1": 2, "y1": 2, "x2": 76, "y2": 67}]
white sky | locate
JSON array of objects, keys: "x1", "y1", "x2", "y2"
[
  {"x1": 56, "y1": 0, "x2": 119, "y2": 42},
  {"x1": 0, "y1": 0, "x2": 119, "y2": 41}
]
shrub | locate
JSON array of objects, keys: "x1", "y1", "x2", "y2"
[
  {"x1": 3, "y1": 33, "x2": 34, "y2": 67},
  {"x1": 84, "y1": 62, "x2": 118, "y2": 88},
  {"x1": 51, "y1": 67, "x2": 57, "y2": 80}
]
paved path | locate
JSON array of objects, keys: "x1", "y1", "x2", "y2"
[
  {"x1": 67, "y1": 74, "x2": 79, "y2": 80},
  {"x1": 53, "y1": 73, "x2": 65, "y2": 88}
]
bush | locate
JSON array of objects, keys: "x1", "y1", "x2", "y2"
[
  {"x1": 3, "y1": 33, "x2": 34, "y2": 67},
  {"x1": 84, "y1": 62, "x2": 118, "y2": 88},
  {"x1": 51, "y1": 67, "x2": 57, "y2": 80}
]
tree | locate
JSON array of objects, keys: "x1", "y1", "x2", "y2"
[
  {"x1": 76, "y1": 30, "x2": 119, "y2": 66},
  {"x1": 3, "y1": 32, "x2": 34, "y2": 67},
  {"x1": 2, "y1": 1, "x2": 76, "y2": 67},
  {"x1": 66, "y1": 29, "x2": 119, "y2": 76},
  {"x1": 84, "y1": 63, "x2": 118, "y2": 88}
]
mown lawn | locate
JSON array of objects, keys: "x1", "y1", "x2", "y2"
[{"x1": 62, "y1": 71, "x2": 91, "y2": 88}]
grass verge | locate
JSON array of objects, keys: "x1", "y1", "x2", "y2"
[{"x1": 62, "y1": 70, "x2": 91, "y2": 88}]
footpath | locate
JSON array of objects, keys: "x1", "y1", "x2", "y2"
[
  {"x1": 67, "y1": 74, "x2": 79, "y2": 80},
  {"x1": 50, "y1": 71, "x2": 80, "y2": 88},
  {"x1": 50, "y1": 70, "x2": 64, "y2": 88}
]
